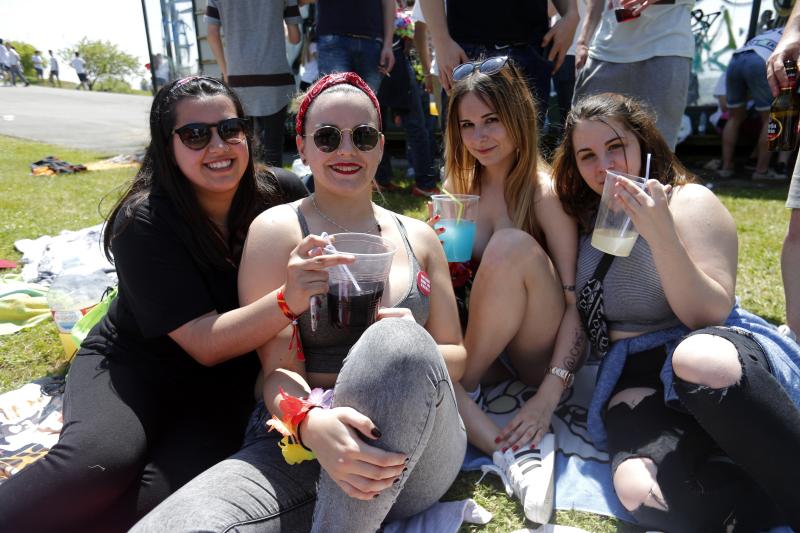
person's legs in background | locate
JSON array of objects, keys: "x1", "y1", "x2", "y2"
[
  {"x1": 782, "y1": 170, "x2": 800, "y2": 337},
  {"x1": 252, "y1": 106, "x2": 288, "y2": 167},
  {"x1": 317, "y1": 34, "x2": 356, "y2": 78},
  {"x1": 551, "y1": 54, "x2": 576, "y2": 140},
  {"x1": 351, "y1": 36, "x2": 384, "y2": 94},
  {"x1": 401, "y1": 59, "x2": 439, "y2": 195}
]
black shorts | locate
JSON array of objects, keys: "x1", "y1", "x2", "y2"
[{"x1": 78, "y1": 73, "x2": 88, "y2": 82}]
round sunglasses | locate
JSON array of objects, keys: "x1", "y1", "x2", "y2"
[
  {"x1": 452, "y1": 56, "x2": 509, "y2": 82},
  {"x1": 172, "y1": 117, "x2": 250, "y2": 150},
  {"x1": 305, "y1": 125, "x2": 381, "y2": 153}
]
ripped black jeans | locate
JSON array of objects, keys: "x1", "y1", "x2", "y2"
[{"x1": 604, "y1": 327, "x2": 800, "y2": 532}]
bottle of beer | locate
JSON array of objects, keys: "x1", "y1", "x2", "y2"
[{"x1": 768, "y1": 59, "x2": 800, "y2": 152}]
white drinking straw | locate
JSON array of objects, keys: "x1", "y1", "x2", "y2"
[
  {"x1": 321, "y1": 232, "x2": 361, "y2": 292},
  {"x1": 644, "y1": 153, "x2": 652, "y2": 182}
]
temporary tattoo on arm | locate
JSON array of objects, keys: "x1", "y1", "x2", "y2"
[{"x1": 564, "y1": 328, "x2": 587, "y2": 372}]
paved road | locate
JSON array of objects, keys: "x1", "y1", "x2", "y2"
[{"x1": 0, "y1": 85, "x2": 152, "y2": 155}]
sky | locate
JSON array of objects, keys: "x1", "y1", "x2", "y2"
[{"x1": 1, "y1": 0, "x2": 159, "y2": 85}]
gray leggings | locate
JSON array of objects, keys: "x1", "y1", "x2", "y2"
[{"x1": 131, "y1": 319, "x2": 467, "y2": 533}]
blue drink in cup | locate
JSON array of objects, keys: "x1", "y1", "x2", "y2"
[{"x1": 431, "y1": 194, "x2": 480, "y2": 263}]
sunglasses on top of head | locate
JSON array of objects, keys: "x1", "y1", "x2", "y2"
[
  {"x1": 172, "y1": 117, "x2": 250, "y2": 150},
  {"x1": 451, "y1": 56, "x2": 509, "y2": 82},
  {"x1": 304, "y1": 124, "x2": 381, "y2": 153}
]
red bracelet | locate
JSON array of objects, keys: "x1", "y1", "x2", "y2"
[{"x1": 277, "y1": 288, "x2": 304, "y2": 361}]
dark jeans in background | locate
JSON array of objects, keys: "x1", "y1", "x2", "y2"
[
  {"x1": 252, "y1": 106, "x2": 287, "y2": 167},
  {"x1": 441, "y1": 39, "x2": 553, "y2": 133},
  {"x1": 317, "y1": 33, "x2": 384, "y2": 93},
  {"x1": 550, "y1": 54, "x2": 575, "y2": 139},
  {"x1": 377, "y1": 49, "x2": 438, "y2": 189}
]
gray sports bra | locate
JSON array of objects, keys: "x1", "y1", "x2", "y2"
[
  {"x1": 293, "y1": 206, "x2": 430, "y2": 374},
  {"x1": 576, "y1": 232, "x2": 682, "y2": 333}
]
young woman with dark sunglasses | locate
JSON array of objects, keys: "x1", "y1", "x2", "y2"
[
  {"x1": 0, "y1": 76, "x2": 351, "y2": 532},
  {"x1": 437, "y1": 57, "x2": 583, "y2": 522},
  {"x1": 131, "y1": 72, "x2": 467, "y2": 533}
]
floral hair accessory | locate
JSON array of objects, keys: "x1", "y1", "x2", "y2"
[
  {"x1": 295, "y1": 72, "x2": 381, "y2": 136},
  {"x1": 266, "y1": 387, "x2": 334, "y2": 464}
]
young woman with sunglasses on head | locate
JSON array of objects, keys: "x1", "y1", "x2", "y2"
[
  {"x1": 0, "y1": 76, "x2": 342, "y2": 532},
  {"x1": 552, "y1": 92, "x2": 800, "y2": 530},
  {"x1": 440, "y1": 56, "x2": 582, "y2": 521},
  {"x1": 131, "y1": 72, "x2": 466, "y2": 533}
]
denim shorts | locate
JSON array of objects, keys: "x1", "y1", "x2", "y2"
[{"x1": 726, "y1": 50, "x2": 772, "y2": 111}]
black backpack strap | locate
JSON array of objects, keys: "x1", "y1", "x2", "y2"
[{"x1": 592, "y1": 253, "x2": 615, "y2": 281}]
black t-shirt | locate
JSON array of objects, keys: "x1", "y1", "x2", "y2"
[
  {"x1": 446, "y1": 0, "x2": 550, "y2": 46},
  {"x1": 86, "y1": 171, "x2": 308, "y2": 393},
  {"x1": 316, "y1": 0, "x2": 384, "y2": 40}
]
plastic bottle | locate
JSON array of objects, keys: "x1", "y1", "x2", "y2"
[
  {"x1": 47, "y1": 268, "x2": 113, "y2": 359},
  {"x1": 698, "y1": 112, "x2": 707, "y2": 135}
]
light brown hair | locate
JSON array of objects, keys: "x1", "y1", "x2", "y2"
[{"x1": 444, "y1": 59, "x2": 547, "y2": 242}]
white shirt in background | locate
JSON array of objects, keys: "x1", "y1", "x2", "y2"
[{"x1": 71, "y1": 57, "x2": 86, "y2": 74}]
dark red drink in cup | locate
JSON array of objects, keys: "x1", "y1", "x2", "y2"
[{"x1": 325, "y1": 233, "x2": 396, "y2": 330}]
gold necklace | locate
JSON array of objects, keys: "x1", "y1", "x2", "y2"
[{"x1": 310, "y1": 194, "x2": 382, "y2": 235}]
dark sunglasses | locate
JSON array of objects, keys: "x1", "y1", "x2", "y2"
[
  {"x1": 305, "y1": 125, "x2": 381, "y2": 153},
  {"x1": 172, "y1": 117, "x2": 250, "y2": 150},
  {"x1": 452, "y1": 56, "x2": 509, "y2": 82}
]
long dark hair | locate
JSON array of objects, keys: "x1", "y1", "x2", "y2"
[
  {"x1": 552, "y1": 93, "x2": 696, "y2": 232},
  {"x1": 104, "y1": 76, "x2": 277, "y2": 270}
]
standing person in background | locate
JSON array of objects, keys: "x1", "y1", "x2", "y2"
[
  {"x1": 71, "y1": 51, "x2": 89, "y2": 90},
  {"x1": 154, "y1": 53, "x2": 170, "y2": 90},
  {"x1": 298, "y1": 27, "x2": 319, "y2": 91},
  {"x1": 375, "y1": 3, "x2": 441, "y2": 197},
  {"x1": 768, "y1": 1, "x2": 800, "y2": 342},
  {"x1": 572, "y1": 0, "x2": 695, "y2": 150},
  {"x1": 0, "y1": 39, "x2": 10, "y2": 86},
  {"x1": 32, "y1": 50, "x2": 44, "y2": 80},
  {"x1": 420, "y1": 0, "x2": 578, "y2": 115},
  {"x1": 548, "y1": 0, "x2": 586, "y2": 139},
  {"x1": 48, "y1": 49, "x2": 61, "y2": 87},
  {"x1": 8, "y1": 45, "x2": 30, "y2": 87},
  {"x1": 717, "y1": 27, "x2": 785, "y2": 181},
  {"x1": 206, "y1": 0, "x2": 302, "y2": 167},
  {"x1": 314, "y1": 0, "x2": 397, "y2": 92}
]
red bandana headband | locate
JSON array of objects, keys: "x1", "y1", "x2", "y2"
[{"x1": 295, "y1": 72, "x2": 382, "y2": 136}]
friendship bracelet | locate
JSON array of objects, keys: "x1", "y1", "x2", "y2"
[
  {"x1": 266, "y1": 387, "x2": 334, "y2": 465},
  {"x1": 562, "y1": 284, "x2": 576, "y2": 292},
  {"x1": 277, "y1": 288, "x2": 304, "y2": 361}
]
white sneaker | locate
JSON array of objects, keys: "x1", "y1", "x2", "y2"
[
  {"x1": 478, "y1": 433, "x2": 556, "y2": 524},
  {"x1": 752, "y1": 169, "x2": 786, "y2": 181}
]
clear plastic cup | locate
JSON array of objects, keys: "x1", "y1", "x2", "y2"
[
  {"x1": 591, "y1": 170, "x2": 648, "y2": 257},
  {"x1": 431, "y1": 194, "x2": 480, "y2": 262},
  {"x1": 326, "y1": 233, "x2": 397, "y2": 329},
  {"x1": 47, "y1": 268, "x2": 113, "y2": 359}
]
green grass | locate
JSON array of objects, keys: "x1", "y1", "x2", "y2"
[{"x1": 0, "y1": 136, "x2": 790, "y2": 531}]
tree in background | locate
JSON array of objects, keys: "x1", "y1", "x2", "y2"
[{"x1": 60, "y1": 38, "x2": 140, "y2": 91}]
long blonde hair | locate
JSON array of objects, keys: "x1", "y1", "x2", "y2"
[{"x1": 444, "y1": 59, "x2": 546, "y2": 243}]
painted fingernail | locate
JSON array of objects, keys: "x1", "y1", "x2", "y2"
[
  {"x1": 501, "y1": 446, "x2": 508, "y2": 453},
  {"x1": 494, "y1": 436, "x2": 501, "y2": 444},
  {"x1": 403, "y1": 467, "x2": 408, "y2": 473},
  {"x1": 512, "y1": 445, "x2": 519, "y2": 452},
  {"x1": 371, "y1": 427, "x2": 382, "y2": 438},
  {"x1": 373, "y1": 493, "x2": 380, "y2": 499},
  {"x1": 393, "y1": 477, "x2": 400, "y2": 484}
]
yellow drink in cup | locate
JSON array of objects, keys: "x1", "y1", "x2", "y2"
[{"x1": 591, "y1": 170, "x2": 648, "y2": 257}]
